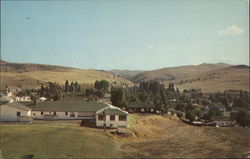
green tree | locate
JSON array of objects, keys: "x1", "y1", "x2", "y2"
[
  {"x1": 140, "y1": 90, "x2": 148, "y2": 102},
  {"x1": 111, "y1": 87, "x2": 127, "y2": 108},
  {"x1": 65, "y1": 80, "x2": 69, "y2": 92},
  {"x1": 70, "y1": 81, "x2": 74, "y2": 92}
]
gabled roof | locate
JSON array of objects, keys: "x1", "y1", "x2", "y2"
[
  {"x1": 1, "y1": 102, "x2": 31, "y2": 111},
  {"x1": 31, "y1": 101, "x2": 109, "y2": 112},
  {"x1": 96, "y1": 104, "x2": 128, "y2": 116},
  {"x1": 127, "y1": 102, "x2": 155, "y2": 108}
]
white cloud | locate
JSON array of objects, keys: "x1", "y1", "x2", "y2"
[{"x1": 218, "y1": 25, "x2": 244, "y2": 35}]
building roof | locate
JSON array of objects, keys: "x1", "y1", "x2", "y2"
[
  {"x1": 31, "y1": 101, "x2": 109, "y2": 112},
  {"x1": 127, "y1": 102, "x2": 155, "y2": 108},
  {"x1": 96, "y1": 104, "x2": 128, "y2": 115},
  {"x1": 1, "y1": 102, "x2": 31, "y2": 111}
]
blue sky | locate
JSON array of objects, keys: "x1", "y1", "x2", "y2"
[{"x1": 1, "y1": 0, "x2": 249, "y2": 70}]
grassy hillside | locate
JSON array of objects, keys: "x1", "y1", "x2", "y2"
[
  {"x1": 131, "y1": 63, "x2": 249, "y2": 93},
  {"x1": 171, "y1": 66, "x2": 249, "y2": 93},
  {"x1": 118, "y1": 114, "x2": 250, "y2": 158},
  {"x1": 0, "y1": 60, "x2": 134, "y2": 89}
]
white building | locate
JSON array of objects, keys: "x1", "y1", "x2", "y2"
[
  {"x1": 30, "y1": 101, "x2": 128, "y2": 128},
  {"x1": 0, "y1": 102, "x2": 32, "y2": 122},
  {"x1": 15, "y1": 96, "x2": 31, "y2": 102},
  {"x1": 96, "y1": 105, "x2": 128, "y2": 128}
]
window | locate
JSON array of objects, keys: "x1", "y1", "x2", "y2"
[
  {"x1": 77, "y1": 112, "x2": 84, "y2": 117},
  {"x1": 110, "y1": 115, "x2": 115, "y2": 121},
  {"x1": 65, "y1": 112, "x2": 68, "y2": 116},
  {"x1": 70, "y1": 112, "x2": 75, "y2": 117},
  {"x1": 119, "y1": 115, "x2": 126, "y2": 121},
  {"x1": 54, "y1": 111, "x2": 56, "y2": 115},
  {"x1": 98, "y1": 114, "x2": 105, "y2": 121},
  {"x1": 110, "y1": 124, "x2": 113, "y2": 127},
  {"x1": 41, "y1": 111, "x2": 43, "y2": 115},
  {"x1": 17, "y1": 112, "x2": 21, "y2": 116},
  {"x1": 33, "y1": 112, "x2": 36, "y2": 116}
]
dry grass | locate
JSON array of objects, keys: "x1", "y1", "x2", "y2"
[
  {"x1": 0, "y1": 69, "x2": 134, "y2": 89},
  {"x1": 114, "y1": 114, "x2": 250, "y2": 158}
]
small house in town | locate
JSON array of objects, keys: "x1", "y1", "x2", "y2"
[
  {"x1": 15, "y1": 96, "x2": 31, "y2": 102},
  {"x1": 127, "y1": 102, "x2": 155, "y2": 113},
  {"x1": 96, "y1": 105, "x2": 128, "y2": 128},
  {"x1": 211, "y1": 116, "x2": 233, "y2": 127},
  {"x1": 0, "y1": 102, "x2": 32, "y2": 122}
]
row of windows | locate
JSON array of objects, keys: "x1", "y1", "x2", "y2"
[
  {"x1": 98, "y1": 115, "x2": 126, "y2": 121},
  {"x1": 33, "y1": 111, "x2": 95, "y2": 117}
]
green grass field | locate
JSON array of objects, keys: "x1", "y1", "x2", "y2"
[{"x1": 0, "y1": 120, "x2": 122, "y2": 159}]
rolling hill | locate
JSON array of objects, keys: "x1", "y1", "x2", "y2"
[
  {"x1": 0, "y1": 60, "x2": 134, "y2": 90},
  {"x1": 130, "y1": 63, "x2": 249, "y2": 93}
]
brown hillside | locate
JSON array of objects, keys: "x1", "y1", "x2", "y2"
[
  {"x1": 131, "y1": 63, "x2": 231, "y2": 83},
  {"x1": 131, "y1": 63, "x2": 249, "y2": 93},
  {"x1": 172, "y1": 66, "x2": 249, "y2": 93},
  {"x1": 0, "y1": 60, "x2": 134, "y2": 89}
]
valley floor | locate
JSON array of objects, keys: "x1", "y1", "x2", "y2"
[{"x1": 0, "y1": 115, "x2": 249, "y2": 158}]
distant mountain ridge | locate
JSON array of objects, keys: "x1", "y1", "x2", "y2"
[{"x1": 0, "y1": 59, "x2": 248, "y2": 92}]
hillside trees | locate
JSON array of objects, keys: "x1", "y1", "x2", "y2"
[
  {"x1": 39, "y1": 82, "x2": 63, "y2": 101},
  {"x1": 94, "y1": 80, "x2": 110, "y2": 92}
]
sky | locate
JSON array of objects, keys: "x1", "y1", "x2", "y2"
[{"x1": 1, "y1": 0, "x2": 249, "y2": 70}]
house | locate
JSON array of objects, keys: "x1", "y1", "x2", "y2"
[
  {"x1": 127, "y1": 102, "x2": 155, "y2": 113},
  {"x1": 30, "y1": 101, "x2": 128, "y2": 128},
  {"x1": 96, "y1": 104, "x2": 128, "y2": 128},
  {"x1": 6, "y1": 88, "x2": 22, "y2": 97},
  {"x1": 0, "y1": 102, "x2": 32, "y2": 122},
  {"x1": 211, "y1": 116, "x2": 233, "y2": 127},
  {"x1": 38, "y1": 97, "x2": 47, "y2": 102},
  {"x1": 15, "y1": 96, "x2": 31, "y2": 101}
]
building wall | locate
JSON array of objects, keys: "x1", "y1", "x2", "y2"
[
  {"x1": 31, "y1": 111, "x2": 96, "y2": 120},
  {"x1": 0, "y1": 105, "x2": 31, "y2": 122},
  {"x1": 96, "y1": 114, "x2": 127, "y2": 128}
]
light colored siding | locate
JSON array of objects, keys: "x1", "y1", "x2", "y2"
[
  {"x1": 31, "y1": 111, "x2": 96, "y2": 120},
  {"x1": 96, "y1": 115, "x2": 127, "y2": 128},
  {"x1": 0, "y1": 105, "x2": 31, "y2": 122}
]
